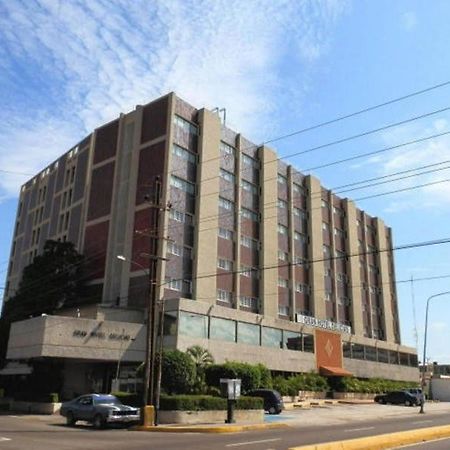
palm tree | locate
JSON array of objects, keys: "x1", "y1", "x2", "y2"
[{"x1": 186, "y1": 346, "x2": 214, "y2": 393}]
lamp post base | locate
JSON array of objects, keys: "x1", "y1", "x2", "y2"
[{"x1": 142, "y1": 405, "x2": 155, "y2": 426}]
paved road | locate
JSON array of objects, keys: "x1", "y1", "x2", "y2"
[{"x1": 0, "y1": 403, "x2": 449, "y2": 450}]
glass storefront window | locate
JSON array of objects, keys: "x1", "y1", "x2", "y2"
[
  {"x1": 389, "y1": 350, "x2": 399, "y2": 365},
  {"x1": 365, "y1": 346, "x2": 377, "y2": 361},
  {"x1": 284, "y1": 331, "x2": 302, "y2": 351},
  {"x1": 210, "y1": 317, "x2": 236, "y2": 342},
  {"x1": 342, "y1": 342, "x2": 352, "y2": 358},
  {"x1": 179, "y1": 311, "x2": 208, "y2": 338},
  {"x1": 378, "y1": 348, "x2": 389, "y2": 363},
  {"x1": 262, "y1": 327, "x2": 282, "y2": 348},
  {"x1": 163, "y1": 311, "x2": 178, "y2": 336},
  {"x1": 399, "y1": 352, "x2": 409, "y2": 366},
  {"x1": 352, "y1": 344, "x2": 365, "y2": 360},
  {"x1": 237, "y1": 322, "x2": 260, "y2": 345},
  {"x1": 303, "y1": 333, "x2": 314, "y2": 353}
]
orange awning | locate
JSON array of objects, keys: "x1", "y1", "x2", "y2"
[{"x1": 319, "y1": 366, "x2": 352, "y2": 377}]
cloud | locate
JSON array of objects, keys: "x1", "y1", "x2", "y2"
[
  {"x1": 0, "y1": 0, "x2": 347, "y2": 201},
  {"x1": 401, "y1": 11, "x2": 418, "y2": 31},
  {"x1": 375, "y1": 118, "x2": 450, "y2": 212},
  {"x1": 430, "y1": 322, "x2": 448, "y2": 333}
]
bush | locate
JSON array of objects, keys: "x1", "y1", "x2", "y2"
[
  {"x1": 272, "y1": 373, "x2": 329, "y2": 396},
  {"x1": 334, "y1": 377, "x2": 419, "y2": 394},
  {"x1": 205, "y1": 362, "x2": 271, "y2": 394},
  {"x1": 159, "y1": 395, "x2": 263, "y2": 411},
  {"x1": 161, "y1": 350, "x2": 196, "y2": 394}
]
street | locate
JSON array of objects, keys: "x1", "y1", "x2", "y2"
[{"x1": 1, "y1": 403, "x2": 450, "y2": 449}]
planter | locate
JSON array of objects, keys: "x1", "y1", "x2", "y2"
[
  {"x1": 158, "y1": 409, "x2": 264, "y2": 425},
  {"x1": 332, "y1": 392, "x2": 376, "y2": 400},
  {"x1": 10, "y1": 400, "x2": 62, "y2": 414},
  {"x1": 297, "y1": 391, "x2": 326, "y2": 400}
]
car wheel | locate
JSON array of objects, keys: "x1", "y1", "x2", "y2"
[
  {"x1": 66, "y1": 411, "x2": 76, "y2": 426},
  {"x1": 268, "y1": 406, "x2": 277, "y2": 414},
  {"x1": 381, "y1": 399, "x2": 386, "y2": 405},
  {"x1": 93, "y1": 414, "x2": 106, "y2": 429},
  {"x1": 405, "y1": 400, "x2": 411, "y2": 406}
]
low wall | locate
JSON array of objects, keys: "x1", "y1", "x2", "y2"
[
  {"x1": 10, "y1": 401, "x2": 61, "y2": 414},
  {"x1": 298, "y1": 391, "x2": 326, "y2": 400},
  {"x1": 333, "y1": 392, "x2": 375, "y2": 400},
  {"x1": 158, "y1": 409, "x2": 264, "y2": 425}
]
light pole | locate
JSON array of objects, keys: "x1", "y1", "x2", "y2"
[{"x1": 419, "y1": 291, "x2": 450, "y2": 414}]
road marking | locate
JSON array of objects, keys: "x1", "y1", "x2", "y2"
[
  {"x1": 412, "y1": 420, "x2": 434, "y2": 425},
  {"x1": 0, "y1": 438, "x2": 11, "y2": 442},
  {"x1": 344, "y1": 426, "x2": 375, "y2": 432},
  {"x1": 226, "y1": 438, "x2": 281, "y2": 447}
]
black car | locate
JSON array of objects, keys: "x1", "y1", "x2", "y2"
[
  {"x1": 60, "y1": 394, "x2": 140, "y2": 428},
  {"x1": 374, "y1": 390, "x2": 418, "y2": 406},
  {"x1": 248, "y1": 389, "x2": 284, "y2": 414}
]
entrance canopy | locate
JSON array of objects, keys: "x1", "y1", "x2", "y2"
[{"x1": 319, "y1": 365, "x2": 352, "y2": 377}]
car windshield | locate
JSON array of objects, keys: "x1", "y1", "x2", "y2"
[{"x1": 94, "y1": 396, "x2": 122, "y2": 405}]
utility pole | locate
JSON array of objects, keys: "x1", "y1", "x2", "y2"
[{"x1": 141, "y1": 176, "x2": 171, "y2": 426}]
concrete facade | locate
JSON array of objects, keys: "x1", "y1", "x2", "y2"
[{"x1": 2, "y1": 93, "x2": 418, "y2": 392}]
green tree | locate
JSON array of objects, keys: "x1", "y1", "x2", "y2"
[
  {"x1": 161, "y1": 350, "x2": 196, "y2": 395},
  {"x1": 2, "y1": 240, "x2": 85, "y2": 321},
  {"x1": 186, "y1": 346, "x2": 214, "y2": 394}
]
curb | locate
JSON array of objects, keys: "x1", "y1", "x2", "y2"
[
  {"x1": 132, "y1": 422, "x2": 290, "y2": 433},
  {"x1": 289, "y1": 424, "x2": 450, "y2": 450}
]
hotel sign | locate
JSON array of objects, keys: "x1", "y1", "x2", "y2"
[{"x1": 296, "y1": 314, "x2": 351, "y2": 334}]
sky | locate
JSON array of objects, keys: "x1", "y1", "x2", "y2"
[{"x1": 1, "y1": 0, "x2": 450, "y2": 364}]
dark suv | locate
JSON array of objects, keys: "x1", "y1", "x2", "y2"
[
  {"x1": 374, "y1": 390, "x2": 418, "y2": 406},
  {"x1": 248, "y1": 389, "x2": 284, "y2": 414}
]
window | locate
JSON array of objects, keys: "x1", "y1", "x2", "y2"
[
  {"x1": 278, "y1": 224, "x2": 288, "y2": 235},
  {"x1": 293, "y1": 207, "x2": 306, "y2": 220},
  {"x1": 278, "y1": 251, "x2": 288, "y2": 261},
  {"x1": 336, "y1": 273, "x2": 347, "y2": 283},
  {"x1": 220, "y1": 168, "x2": 235, "y2": 183},
  {"x1": 217, "y1": 289, "x2": 232, "y2": 303},
  {"x1": 170, "y1": 175, "x2": 195, "y2": 194},
  {"x1": 219, "y1": 197, "x2": 234, "y2": 210},
  {"x1": 238, "y1": 322, "x2": 260, "y2": 345},
  {"x1": 278, "y1": 305, "x2": 289, "y2": 316},
  {"x1": 295, "y1": 283, "x2": 308, "y2": 293},
  {"x1": 240, "y1": 208, "x2": 258, "y2": 221},
  {"x1": 210, "y1": 317, "x2": 236, "y2": 342},
  {"x1": 167, "y1": 278, "x2": 182, "y2": 291},
  {"x1": 242, "y1": 153, "x2": 258, "y2": 169},
  {"x1": 293, "y1": 183, "x2": 306, "y2": 196},
  {"x1": 334, "y1": 228, "x2": 345, "y2": 239},
  {"x1": 277, "y1": 174, "x2": 287, "y2": 185},
  {"x1": 284, "y1": 330, "x2": 302, "y2": 350},
  {"x1": 240, "y1": 180, "x2": 258, "y2": 194},
  {"x1": 324, "y1": 291, "x2": 332, "y2": 301},
  {"x1": 217, "y1": 258, "x2": 233, "y2": 271},
  {"x1": 278, "y1": 278, "x2": 288, "y2": 288},
  {"x1": 293, "y1": 256, "x2": 308, "y2": 267},
  {"x1": 239, "y1": 296, "x2": 258, "y2": 309},
  {"x1": 220, "y1": 141, "x2": 235, "y2": 156},
  {"x1": 169, "y1": 209, "x2": 192, "y2": 224},
  {"x1": 174, "y1": 115, "x2": 198, "y2": 135},
  {"x1": 179, "y1": 312, "x2": 208, "y2": 338},
  {"x1": 241, "y1": 266, "x2": 258, "y2": 278},
  {"x1": 321, "y1": 199, "x2": 329, "y2": 209},
  {"x1": 167, "y1": 241, "x2": 183, "y2": 256},
  {"x1": 172, "y1": 144, "x2": 196, "y2": 163},
  {"x1": 240, "y1": 235, "x2": 258, "y2": 249},
  {"x1": 323, "y1": 245, "x2": 331, "y2": 256},
  {"x1": 218, "y1": 228, "x2": 233, "y2": 240},
  {"x1": 294, "y1": 232, "x2": 306, "y2": 244},
  {"x1": 277, "y1": 199, "x2": 287, "y2": 209},
  {"x1": 262, "y1": 327, "x2": 282, "y2": 348},
  {"x1": 322, "y1": 222, "x2": 329, "y2": 232}
]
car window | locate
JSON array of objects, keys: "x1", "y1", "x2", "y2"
[{"x1": 80, "y1": 397, "x2": 93, "y2": 405}]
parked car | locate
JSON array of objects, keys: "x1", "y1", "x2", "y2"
[
  {"x1": 248, "y1": 389, "x2": 284, "y2": 414},
  {"x1": 60, "y1": 394, "x2": 140, "y2": 428},
  {"x1": 406, "y1": 388, "x2": 424, "y2": 403},
  {"x1": 374, "y1": 390, "x2": 418, "y2": 406}
]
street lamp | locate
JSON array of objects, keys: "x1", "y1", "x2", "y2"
[{"x1": 419, "y1": 290, "x2": 450, "y2": 414}]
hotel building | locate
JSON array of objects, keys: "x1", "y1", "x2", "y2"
[{"x1": 1, "y1": 93, "x2": 418, "y2": 397}]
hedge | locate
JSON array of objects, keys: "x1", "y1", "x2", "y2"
[
  {"x1": 273, "y1": 373, "x2": 329, "y2": 396},
  {"x1": 205, "y1": 362, "x2": 271, "y2": 394},
  {"x1": 333, "y1": 377, "x2": 419, "y2": 394},
  {"x1": 159, "y1": 395, "x2": 263, "y2": 411}
]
